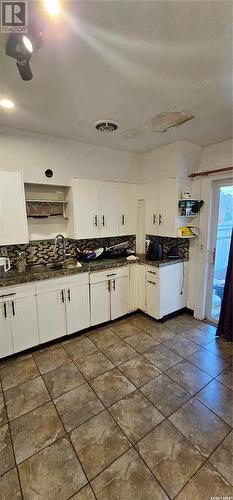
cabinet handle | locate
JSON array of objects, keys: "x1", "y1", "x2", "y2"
[
  {"x1": 158, "y1": 214, "x2": 162, "y2": 225},
  {"x1": 148, "y1": 270, "x2": 157, "y2": 275},
  {"x1": 102, "y1": 215, "x2": 105, "y2": 227},
  {"x1": 108, "y1": 280, "x2": 111, "y2": 292},
  {"x1": 94, "y1": 215, "x2": 98, "y2": 227},
  {"x1": 12, "y1": 301, "x2": 15, "y2": 316},
  {"x1": 112, "y1": 279, "x2": 116, "y2": 291},
  {"x1": 147, "y1": 280, "x2": 157, "y2": 285},
  {"x1": 61, "y1": 290, "x2": 65, "y2": 303},
  {"x1": 153, "y1": 214, "x2": 156, "y2": 225},
  {"x1": 67, "y1": 289, "x2": 71, "y2": 302},
  {"x1": 122, "y1": 214, "x2": 125, "y2": 226},
  {"x1": 106, "y1": 273, "x2": 116, "y2": 277},
  {"x1": 0, "y1": 292, "x2": 16, "y2": 298},
  {"x1": 3, "y1": 302, "x2": 7, "y2": 318}
]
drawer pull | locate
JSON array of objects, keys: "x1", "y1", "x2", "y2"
[
  {"x1": 148, "y1": 271, "x2": 157, "y2": 275},
  {"x1": 106, "y1": 273, "x2": 117, "y2": 277},
  {"x1": 0, "y1": 292, "x2": 16, "y2": 298},
  {"x1": 147, "y1": 280, "x2": 157, "y2": 285}
]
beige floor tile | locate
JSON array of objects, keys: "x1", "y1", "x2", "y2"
[
  {"x1": 88, "y1": 329, "x2": 120, "y2": 349},
  {"x1": 5, "y1": 376, "x2": 50, "y2": 421},
  {"x1": 43, "y1": 361, "x2": 85, "y2": 398},
  {"x1": 91, "y1": 448, "x2": 169, "y2": 500},
  {"x1": 0, "y1": 355, "x2": 39, "y2": 391},
  {"x1": 196, "y1": 379, "x2": 233, "y2": 426},
  {"x1": 0, "y1": 393, "x2": 7, "y2": 427},
  {"x1": 169, "y1": 398, "x2": 230, "y2": 458},
  {"x1": 137, "y1": 420, "x2": 204, "y2": 499},
  {"x1": 54, "y1": 383, "x2": 104, "y2": 431},
  {"x1": 111, "y1": 322, "x2": 141, "y2": 338},
  {"x1": 180, "y1": 327, "x2": 215, "y2": 347},
  {"x1": 175, "y1": 462, "x2": 232, "y2": 500},
  {"x1": 146, "y1": 326, "x2": 177, "y2": 343},
  {"x1": 209, "y1": 431, "x2": 233, "y2": 486},
  {"x1": 70, "y1": 410, "x2": 130, "y2": 480},
  {"x1": 90, "y1": 367, "x2": 135, "y2": 407},
  {"x1": 125, "y1": 331, "x2": 159, "y2": 353},
  {"x1": 216, "y1": 364, "x2": 233, "y2": 391},
  {"x1": 75, "y1": 351, "x2": 114, "y2": 380},
  {"x1": 0, "y1": 424, "x2": 15, "y2": 476},
  {"x1": 144, "y1": 344, "x2": 183, "y2": 372},
  {"x1": 63, "y1": 337, "x2": 98, "y2": 360},
  {"x1": 141, "y1": 373, "x2": 190, "y2": 416},
  {"x1": 186, "y1": 348, "x2": 229, "y2": 377},
  {"x1": 10, "y1": 402, "x2": 65, "y2": 464},
  {"x1": 163, "y1": 318, "x2": 193, "y2": 334},
  {"x1": 163, "y1": 336, "x2": 200, "y2": 358},
  {"x1": 109, "y1": 391, "x2": 164, "y2": 443},
  {"x1": 166, "y1": 361, "x2": 212, "y2": 395},
  {"x1": 0, "y1": 468, "x2": 22, "y2": 499},
  {"x1": 71, "y1": 484, "x2": 95, "y2": 500},
  {"x1": 102, "y1": 340, "x2": 137, "y2": 366},
  {"x1": 119, "y1": 355, "x2": 161, "y2": 388},
  {"x1": 34, "y1": 345, "x2": 70, "y2": 374},
  {"x1": 205, "y1": 338, "x2": 233, "y2": 360},
  {"x1": 18, "y1": 436, "x2": 87, "y2": 500}
]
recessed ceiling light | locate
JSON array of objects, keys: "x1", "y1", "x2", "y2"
[
  {"x1": 0, "y1": 99, "x2": 14, "y2": 109},
  {"x1": 22, "y1": 35, "x2": 33, "y2": 53},
  {"x1": 44, "y1": 0, "x2": 61, "y2": 17}
]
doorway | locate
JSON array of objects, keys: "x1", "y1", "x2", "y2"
[{"x1": 206, "y1": 179, "x2": 233, "y2": 324}]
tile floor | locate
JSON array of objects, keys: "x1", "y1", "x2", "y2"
[{"x1": 0, "y1": 312, "x2": 232, "y2": 500}]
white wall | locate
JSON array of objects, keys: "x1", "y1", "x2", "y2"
[
  {"x1": 0, "y1": 127, "x2": 142, "y2": 185},
  {"x1": 198, "y1": 138, "x2": 233, "y2": 171}
]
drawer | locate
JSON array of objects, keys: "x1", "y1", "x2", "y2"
[
  {"x1": 0, "y1": 283, "x2": 36, "y2": 301},
  {"x1": 146, "y1": 266, "x2": 160, "y2": 280},
  {"x1": 90, "y1": 266, "x2": 129, "y2": 284},
  {"x1": 36, "y1": 273, "x2": 89, "y2": 293}
]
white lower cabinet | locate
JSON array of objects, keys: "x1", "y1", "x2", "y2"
[
  {"x1": 90, "y1": 267, "x2": 129, "y2": 326},
  {"x1": 146, "y1": 278, "x2": 159, "y2": 319},
  {"x1": 128, "y1": 264, "x2": 138, "y2": 312},
  {"x1": 66, "y1": 284, "x2": 90, "y2": 335},
  {"x1": 0, "y1": 284, "x2": 39, "y2": 358},
  {"x1": 37, "y1": 289, "x2": 67, "y2": 343}
]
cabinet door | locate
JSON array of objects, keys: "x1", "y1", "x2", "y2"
[
  {"x1": 160, "y1": 263, "x2": 187, "y2": 317},
  {"x1": 0, "y1": 170, "x2": 28, "y2": 245},
  {"x1": 138, "y1": 265, "x2": 146, "y2": 312},
  {"x1": 146, "y1": 279, "x2": 160, "y2": 319},
  {"x1": 73, "y1": 179, "x2": 100, "y2": 239},
  {"x1": 119, "y1": 184, "x2": 137, "y2": 236},
  {"x1": 11, "y1": 296, "x2": 39, "y2": 353},
  {"x1": 157, "y1": 179, "x2": 177, "y2": 237},
  {"x1": 99, "y1": 181, "x2": 120, "y2": 237},
  {"x1": 37, "y1": 290, "x2": 67, "y2": 343},
  {"x1": 144, "y1": 182, "x2": 158, "y2": 235},
  {"x1": 90, "y1": 281, "x2": 111, "y2": 326},
  {"x1": 66, "y1": 284, "x2": 90, "y2": 335},
  {"x1": 0, "y1": 302, "x2": 13, "y2": 358},
  {"x1": 129, "y1": 265, "x2": 138, "y2": 312},
  {"x1": 111, "y1": 276, "x2": 129, "y2": 320}
]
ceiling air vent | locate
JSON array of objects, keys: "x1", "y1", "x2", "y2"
[{"x1": 93, "y1": 120, "x2": 119, "y2": 133}]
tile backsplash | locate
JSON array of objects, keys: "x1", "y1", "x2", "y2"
[
  {"x1": 0, "y1": 235, "x2": 136, "y2": 269},
  {"x1": 146, "y1": 235, "x2": 189, "y2": 260}
]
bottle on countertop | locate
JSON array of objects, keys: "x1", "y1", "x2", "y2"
[{"x1": 16, "y1": 252, "x2": 26, "y2": 273}]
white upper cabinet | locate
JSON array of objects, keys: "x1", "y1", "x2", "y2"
[
  {"x1": 71, "y1": 178, "x2": 137, "y2": 239},
  {"x1": 144, "y1": 177, "x2": 188, "y2": 237},
  {"x1": 0, "y1": 170, "x2": 28, "y2": 245}
]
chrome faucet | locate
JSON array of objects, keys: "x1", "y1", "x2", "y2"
[{"x1": 54, "y1": 234, "x2": 66, "y2": 262}]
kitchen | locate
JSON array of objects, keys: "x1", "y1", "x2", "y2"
[{"x1": 0, "y1": 1, "x2": 232, "y2": 499}]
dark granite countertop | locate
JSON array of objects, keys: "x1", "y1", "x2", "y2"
[{"x1": 0, "y1": 256, "x2": 187, "y2": 288}]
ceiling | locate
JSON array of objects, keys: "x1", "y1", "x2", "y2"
[{"x1": 0, "y1": 0, "x2": 232, "y2": 153}]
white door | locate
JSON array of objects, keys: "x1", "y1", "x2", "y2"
[
  {"x1": 144, "y1": 182, "x2": 158, "y2": 235},
  {"x1": 146, "y1": 279, "x2": 159, "y2": 319},
  {"x1": 99, "y1": 181, "x2": 120, "y2": 237},
  {"x1": 90, "y1": 281, "x2": 111, "y2": 326},
  {"x1": 0, "y1": 302, "x2": 13, "y2": 358},
  {"x1": 66, "y1": 284, "x2": 90, "y2": 335},
  {"x1": 111, "y1": 276, "x2": 129, "y2": 320},
  {"x1": 37, "y1": 289, "x2": 67, "y2": 343},
  {"x1": 0, "y1": 170, "x2": 28, "y2": 245},
  {"x1": 11, "y1": 296, "x2": 39, "y2": 352},
  {"x1": 206, "y1": 179, "x2": 233, "y2": 324},
  {"x1": 73, "y1": 179, "x2": 100, "y2": 239},
  {"x1": 119, "y1": 184, "x2": 137, "y2": 235},
  {"x1": 157, "y1": 179, "x2": 177, "y2": 237}
]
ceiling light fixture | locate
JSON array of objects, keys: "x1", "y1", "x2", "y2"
[
  {"x1": 22, "y1": 35, "x2": 33, "y2": 53},
  {"x1": 93, "y1": 120, "x2": 119, "y2": 133},
  {"x1": 0, "y1": 99, "x2": 14, "y2": 109},
  {"x1": 44, "y1": 0, "x2": 61, "y2": 17}
]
